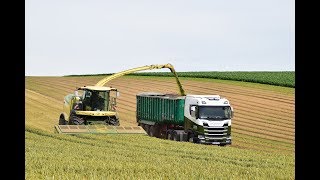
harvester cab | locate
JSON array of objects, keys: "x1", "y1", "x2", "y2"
[
  {"x1": 55, "y1": 63, "x2": 185, "y2": 134},
  {"x1": 77, "y1": 86, "x2": 118, "y2": 113},
  {"x1": 55, "y1": 85, "x2": 138, "y2": 134}
]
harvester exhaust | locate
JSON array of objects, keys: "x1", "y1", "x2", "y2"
[{"x1": 55, "y1": 125, "x2": 146, "y2": 134}]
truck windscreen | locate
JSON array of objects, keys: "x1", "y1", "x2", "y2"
[{"x1": 198, "y1": 106, "x2": 231, "y2": 120}]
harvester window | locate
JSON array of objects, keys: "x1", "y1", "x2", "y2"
[
  {"x1": 85, "y1": 91, "x2": 92, "y2": 98},
  {"x1": 82, "y1": 91, "x2": 92, "y2": 111},
  {"x1": 90, "y1": 91, "x2": 106, "y2": 111}
]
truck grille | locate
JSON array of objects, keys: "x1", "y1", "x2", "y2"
[{"x1": 203, "y1": 124, "x2": 228, "y2": 142}]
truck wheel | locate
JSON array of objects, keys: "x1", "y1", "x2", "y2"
[
  {"x1": 150, "y1": 125, "x2": 158, "y2": 137},
  {"x1": 173, "y1": 131, "x2": 180, "y2": 141},
  {"x1": 150, "y1": 125, "x2": 160, "y2": 137},
  {"x1": 188, "y1": 133, "x2": 195, "y2": 143},
  {"x1": 59, "y1": 116, "x2": 66, "y2": 125}
]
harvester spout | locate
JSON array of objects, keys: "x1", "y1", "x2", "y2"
[
  {"x1": 95, "y1": 63, "x2": 186, "y2": 96},
  {"x1": 163, "y1": 63, "x2": 186, "y2": 96}
]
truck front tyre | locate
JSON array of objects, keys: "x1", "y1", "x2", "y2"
[
  {"x1": 188, "y1": 133, "x2": 199, "y2": 143},
  {"x1": 188, "y1": 134, "x2": 194, "y2": 143}
]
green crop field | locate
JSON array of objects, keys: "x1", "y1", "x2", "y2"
[
  {"x1": 25, "y1": 75, "x2": 295, "y2": 179},
  {"x1": 69, "y1": 71, "x2": 295, "y2": 88},
  {"x1": 26, "y1": 126, "x2": 293, "y2": 179}
]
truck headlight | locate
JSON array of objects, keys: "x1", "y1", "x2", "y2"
[{"x1": 198, "y1": 135, "x2": 204, "y2": 139}]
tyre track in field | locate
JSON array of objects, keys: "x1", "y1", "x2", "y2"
[
  {"x1": 233, "y1": 132, "x2": 294, "y2": 149},
  {"x1": 115, "y1": 97, "x2": 295, "y2": 143},
  {"x1": 108, "y1": 81, "x2": 294, "y2": 124},
  {"x1": 108, "y1": 78, "x2": 294, "y2": 113},
  {"x1": 234, "y1": 113, "x2": 294, "y2": 130},
  {"x1": 118, "y1": 88, "x2": 294, "y2": 128},
  {"x1": 107, "y1": 80, "x2": 292, "y2": 123},
  {"x1": 116, "y1": 98, "x2": 295, "y2": 141},
  {"x1": 75, "y1": 78, "x2": 294, "y2": 130},
  {"x1": 26, "y1": 80, "x2": 72, "y2": 100},
  {"x1": 32, "y1": 76, "x2": 294, "y2": 105},
  {"x1": 231, "y1": 117, "x2": 294, "y2": 137},
  {"x1": 232, "y1": 138, "x2": 293, "y2": 153},
  {"x1": 115, "y1": 97, "x2": 294, "y2": 143},
  {"x1": 123, "y1": 77, "x2": 294, "y2": 104},
  {"x1": 28, "y1": 77, "x2": 294, "y2": 117},
  {"x1": 117, "y1": 81, "x2": 295, "y2": 125},
  {"x1": 125, "y1": 78, "x2": 293, "y2": 111},
  {"x1": 115, "y1": 88, "x2": 295, "y2": 131},
  {"x1": 151, "y1": 78, "x2": 294, "y2": 102},
  {"x1": 106, "y1": 79, "x2": 295, "y2": 144},
  {"x1": 231, "y1": 121, "x2": 294, "y2": 141},
  {"x1": 183, "y1": 80, "x2": 293, "y2": 102},
  {"x1": 116, "y1": 100, "x2": 295, "y2": 138},
  {"x1": 26, "y1": 76, "x2": 295, "y2": 152}
]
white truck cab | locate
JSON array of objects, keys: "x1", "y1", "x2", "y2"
[{"x1": 184, "y1": 95, "x2": 234, "y2": 145}]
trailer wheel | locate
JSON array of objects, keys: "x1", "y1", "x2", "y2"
[
  {"x1": 167, "y1": 130, "x2": 173, "y2": 140},
  {"x1": 59, "y1": 115, "x2": 66, "y2": 125},
  {"x1": 151, "y1": 125, "x2": 160, "y2": 138},
  {"x1": 145, "y1": 125, "x2": 150, "y2": 136},
  {"x1": 141, "y1": 124, "x2": 145, "y2": 130},
  {"x1": 173, "y1": 131, "x2": 180, "y2": 141},
  {"x1": 149, "y1": 126, "x2": 155, "y2": 137}
]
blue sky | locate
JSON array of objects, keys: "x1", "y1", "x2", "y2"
[{"x1": 25, "y1": 0, "x2": 294, "y2": 76}]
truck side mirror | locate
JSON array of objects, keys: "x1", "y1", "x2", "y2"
[{"x1": 190, "y1": 105, "x2": 197, "y2": 118}]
